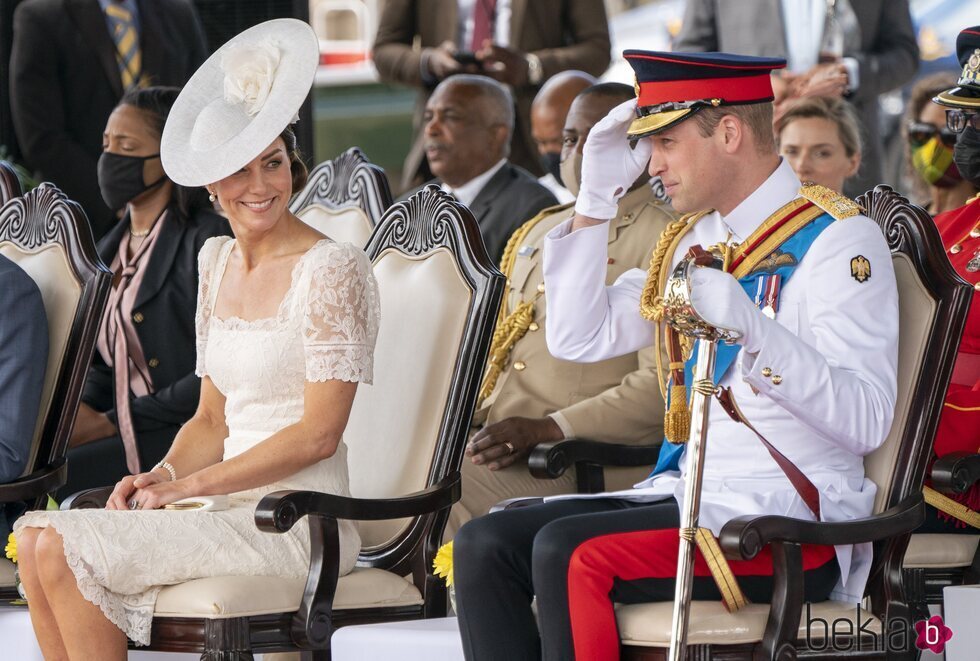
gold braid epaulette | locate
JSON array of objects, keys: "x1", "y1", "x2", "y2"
[
  {"x1": 477, "y1": 203, "x2": 573, "y2": 406},
  {"x1": 798, "y1": 183, "x2": 863, "y2": 220}
]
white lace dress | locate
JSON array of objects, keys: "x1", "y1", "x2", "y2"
[{"x1": 15, "y1": 236, "x2": 380, "y2": 645}]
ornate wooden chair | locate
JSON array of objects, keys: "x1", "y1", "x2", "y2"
[
  {"x1": 66, "y1": 185, "x2": 504, "y2": 659},
  {"x1": 289, "y1": 147, "x2": 393, "y2": 247},
  {"x1": 0, "y1": 161, "x2": 23, "y2": 203},
  {"x1": 522, "y1": 186, "x2": 972, "y2": 660},
  {"x1": 0, "y1": 184, "x2": 111, "y2": 601}
]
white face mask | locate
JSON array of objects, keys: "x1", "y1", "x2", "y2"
[{"x1": 559, "y1": 150, "x2": 583, "y2": 198}]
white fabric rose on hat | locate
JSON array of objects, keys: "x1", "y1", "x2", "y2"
[{"x1": 221, "y1": 37, "x2": 282, "y2": 117}]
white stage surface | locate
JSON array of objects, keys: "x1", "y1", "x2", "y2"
[{"x1": 331, "y1": 616, "x2": 465, "y2": 661}]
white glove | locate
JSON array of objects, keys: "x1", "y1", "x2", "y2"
[
  {"x1": 574, "y1": 99, "x2": 652, "y2": 221},
  {"x1": 689, "y1": 267, "x2": 772, "y2": 354}
]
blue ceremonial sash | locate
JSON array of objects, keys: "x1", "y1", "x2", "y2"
[{"x1": 649, "y1": 212, "x2": 835, "y2": 476}]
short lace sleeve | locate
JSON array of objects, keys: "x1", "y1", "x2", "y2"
[
  {"x1": 195, "y1": 236, "x2": 234, "y2": 377},
  {"x1": 302, "y1": 242, "x2": 380, "y2": 383}
]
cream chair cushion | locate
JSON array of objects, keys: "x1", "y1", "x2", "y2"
[
  {"x1": 0, "y1": 241, "x2": 82, "y2": 473},
  {"x1": 153, "y1": 567, "x2": 423, "y2": 619},
  {"x1": 0, "y1": 558, "x2": 15, "y2": 588},
  {"x1": 345, "y1": 248, "x2": 472, "y2": 549},
  {"x1": 297, "y1": 204, "x2": 373, "y2": 248},
  {"x1": 865, "y1": 253, "x2": 935, "y2": 512},
  {"x1": 616, "y1": 600, "x2": 880, "y2": 647},
  {"x1": 904, "y1": 534, "x2": 979, "y2": 568}
]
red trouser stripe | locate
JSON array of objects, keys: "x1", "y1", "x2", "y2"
[{"x1": 566, "y1": 528, "x2": 835, "y2": 660}]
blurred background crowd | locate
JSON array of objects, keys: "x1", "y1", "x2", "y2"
[{"x1": 0, "y1": 0, "x2": 975, "y2": 233}]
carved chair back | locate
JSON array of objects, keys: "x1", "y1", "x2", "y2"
[
  {"x1": 0, "y1": 184, "x2": 111, "y2": 490},
  {"x1": 857, "y1": 186, "x2": 971, "y2": 608},
  {"x1": 290, "y1": 147, "x2": 393, "y2": 247},
  {"x1": 345, "y1": 184, "x2": 503, "y2": 577}
]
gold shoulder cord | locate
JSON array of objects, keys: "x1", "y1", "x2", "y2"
[
  {"x1": 638, "y1": 211, "x2": 709, "y2": 443},
  {"x1": 923, "y1": 486, "x2": 980, "y2": 529},
  {"x1": 477, "y1": 205, "x2": 571, "y2": 406}
]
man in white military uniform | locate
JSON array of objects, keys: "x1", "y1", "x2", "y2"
[{"x1": 452, "y1": 49, "x2": 898, "y2": 661}]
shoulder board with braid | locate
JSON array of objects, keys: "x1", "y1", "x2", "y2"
[
  {"x1": 497, "y1": 202, "x2": 574, "y2": 279},
  {"x1": 494, "y1": 201, "x2": 574, "y2": 326},
  {"x1": 799, "y1": 183, "x2": 863, "y2": 220}
]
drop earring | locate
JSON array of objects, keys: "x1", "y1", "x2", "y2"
[{"x1": 208, "y1": 190, "x2": 216, "y2": 203}]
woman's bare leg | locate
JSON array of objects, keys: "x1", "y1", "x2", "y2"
[
  {"x1": 16, "y1": 527, "x2": 69, "y2": 661},
  {"x1": 35, "y1": 527, "x2": 127, "y2": 661}
]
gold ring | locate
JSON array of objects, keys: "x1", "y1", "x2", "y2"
[{"x1": 504, "y1": 441, "x2": 516, "y2": 454}]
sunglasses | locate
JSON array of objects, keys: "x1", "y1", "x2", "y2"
[
  {"x1": 907, "y1": 121, "x2": 959, "y2": 148},
  {"x1": 946, "y1": 109, "x2": 980, "y2": 134}
]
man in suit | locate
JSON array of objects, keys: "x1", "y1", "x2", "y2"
[
  {"x1": 675, "y1": 0, "x2": 918, "y2": 197},
  {"x1": 447, "y1": 82, "x2": 677, "y2": 535},
  {"x1": 0, "y1": 253, "x2": 48, "y2": 539},
  {"x1": 9, "y1": 0, "x2": 208, "y2": 240},
  {"x1": 530, "y1": 70, "x2": 597, "y2": 204},
  {"x1": 404, "y1": 75, "x2": 558, "y2": 263},
  {"x1": 373, "y1": 0, "x2": 611, "y2": 190}
]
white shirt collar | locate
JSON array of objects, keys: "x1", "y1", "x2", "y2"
[
  {"x1": 722, "y1": 158, "x2": 801, "y2": 242},
  {"x1": 441, "y1": 159, "x2": 508, "y2": 208}
]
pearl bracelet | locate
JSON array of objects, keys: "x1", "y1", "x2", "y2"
[{"x1": 154, "y1": 461, "x2": 177, "y2": 482}]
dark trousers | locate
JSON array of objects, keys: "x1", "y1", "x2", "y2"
[
  {"x1": 57, "y1": 425, "x2": 177, "y2": 500},
  {"x1": 454, "y1": 498, "x2": 840, "y2": 661}
]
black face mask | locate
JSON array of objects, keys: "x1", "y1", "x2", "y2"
[
  {"x1": 97, "y1": 151, "x2": 166, "y2": 212},
  {"x1": 540, "y1": 151, "x2": 563, "y2": 186},
  {"x1": 953, "y1": 127, "x2": 980, "y2": 188}
]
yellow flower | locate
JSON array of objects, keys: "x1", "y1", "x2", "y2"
[
  {"x1": 433, "y1": 541, "x2": 453, "y2": 587},
  {"x1": 5, "y1": 532, "x2": 16, "y2": 564}
]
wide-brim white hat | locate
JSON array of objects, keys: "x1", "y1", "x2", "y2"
[{"x1": 161, "y1": 18, "x2": 318, "y2": 187}]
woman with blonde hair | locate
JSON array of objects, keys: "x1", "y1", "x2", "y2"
[{"x1": 775, "y1": 95, "x2": 862, "y2": 193}]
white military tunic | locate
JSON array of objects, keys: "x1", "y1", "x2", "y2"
[{"x1": 541, "y1": 159, "x2": 898, "y2": 603}]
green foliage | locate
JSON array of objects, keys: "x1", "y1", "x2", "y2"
[{"x1": 0, "y1": 146, "x2": 40, "y2": 190}]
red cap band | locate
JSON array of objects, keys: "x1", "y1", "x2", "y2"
[{"x1": 637, "y1": 73, "x2": 775, "y2": 109}]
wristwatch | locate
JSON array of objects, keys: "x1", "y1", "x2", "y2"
[{"x1": 525, "y1": 52, "x2": 544, "y2": 86}]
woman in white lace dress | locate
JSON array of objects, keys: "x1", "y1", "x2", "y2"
[{"x1": 13, "y1": 19, "x2": 379, "y2": 659}]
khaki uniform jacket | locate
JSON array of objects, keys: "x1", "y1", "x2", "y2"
[{"x1": 476, "y1": 184, "x2": 677, "y2": 442}]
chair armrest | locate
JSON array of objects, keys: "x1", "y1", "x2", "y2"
[
  {"x1": 528, "y1": 439, "x2": 660, "y2": 480},
  {"x1": 932, "y1": 452, "x2": 980, "y2": 495},
  {"x1": 0, "y1": 458, "x2": 67, "y2": 503},
  {"x1": 255, "y1": 472, "x2": 461, "y2": 533},
  {"x1": 61, "y1": 486, "x2": 113, "y2": 510},
  {"x1": 719, "y1": 494, "x2": 925, "y2": 561}
]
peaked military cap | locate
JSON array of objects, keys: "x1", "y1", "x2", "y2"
[
  {"x1": 934, "y1": 26, "x2": 980, "y2": 109},
  {"x1": 624, "y1": 50, "x2": 787, "y2": 139}
]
